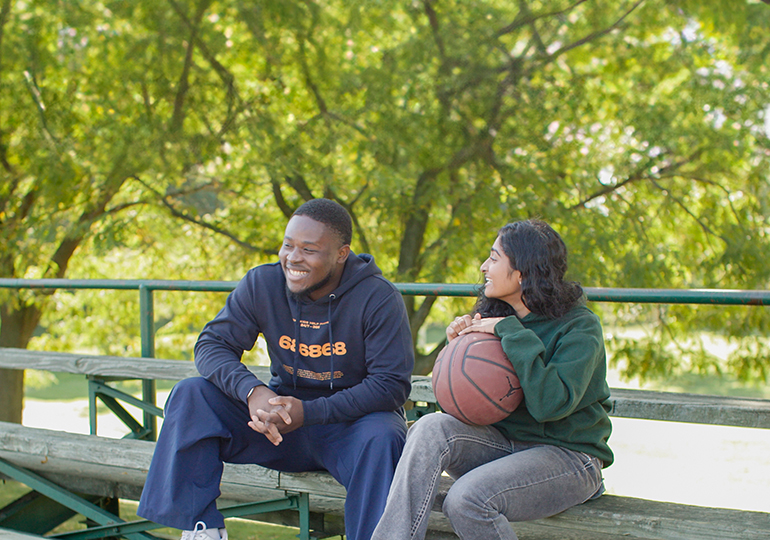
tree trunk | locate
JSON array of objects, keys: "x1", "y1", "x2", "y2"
[
  {"x1": 0, "y1": 368, "x2": 24, "y2": 424},
  {"x1": 0, "y1": 300, "x2": 43, "y2": 423}
]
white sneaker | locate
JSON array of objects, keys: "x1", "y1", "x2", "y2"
[{"x1": 180, "y1": 521, "x2": 228, "y2": 540}]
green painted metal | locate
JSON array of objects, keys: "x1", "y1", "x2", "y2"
[
  {"x1": 93, "y1": 393, "x2": 148, "y2": 439},
  {"x1": 49, "y1": 496, "x2": 304, "y2": 540},
  {"x1": 88, "y1": 380, "x2": 162, "y2": 438},
  {"x1": 138, "y1": 286, "x2": 157, "y2": 440},
  {"x1": 0, "y1": 458, "x2": 154, "y2": 540},
  {"x1": 2, "y1": 453, "x2": 306, "y2": 540},
  {"x1": 2, "y1": 278, "x2": 770, "y2": 305},
  {"x1": 296, "y1": 492, "x2": 310, "y2": 540},
  {"x1": 2, "y1": 278, "x2": 768, "y2": 440},
  {"x1": 90, "y1": 380, "x2": 164, "y2": 418},
  {"x1": 0, "y1": 490, "x2": 89, "y2": 534}
]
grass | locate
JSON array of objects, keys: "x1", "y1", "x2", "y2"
[
  {"x1": 24, "y1": 371, "x2": 177, "y2": 401},
  {"x1": 0, "y1": 479, "x2": 307, "y2": 540}
]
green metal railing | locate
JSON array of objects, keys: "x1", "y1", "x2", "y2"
[
  {"x1": 3, "y1": 279, "x2": 769, "y2": 352},
  {"x1": 3, "y1": 278, "x2": 769, "y2": 438},
  {"x1": 1, "y1": 278, "x2": 769, "y2": 539}
]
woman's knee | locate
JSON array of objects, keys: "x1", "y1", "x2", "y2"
[
  {"x1": 407, "y1": 412, "x2": 462, "y2": 444},
  {"x1": 443, "y1": 477, "x2": 487, "y2": 520}
]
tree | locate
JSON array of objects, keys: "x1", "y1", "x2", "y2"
[
  {"x1": 0, "y1": 0, "x2": 251, "y2": 422},
  {"x1": 2, "y1": 0, "x2": 769, "y2": 423}
]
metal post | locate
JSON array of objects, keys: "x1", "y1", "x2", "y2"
[
  {"x1": 139, "y1": 285, "x2": 157, "y2": 440},
  {"x1": 297, "y1": 492, "x2": 311, "y2": 540}
]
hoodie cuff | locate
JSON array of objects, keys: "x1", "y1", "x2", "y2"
[
  {"x1": 494, "y1": 315, "x2": 524, "y2": 338},
  {"x1": 236, "y1": 377, "x2": 265, "y2": 403},
  {"x1": 301, "y1": 397, "x2": 327, "y2": 426}
]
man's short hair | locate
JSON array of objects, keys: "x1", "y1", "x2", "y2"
[{"x1": 292, "y1": 198, "x2": 353, "y2": 246}]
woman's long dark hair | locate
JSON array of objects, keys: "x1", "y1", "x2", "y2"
[{"x1": 474, "y1": 219, "x2": 584, "y2": 320}]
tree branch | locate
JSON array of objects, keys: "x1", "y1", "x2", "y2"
[
  {"x1": 271, "y1": 177, "x2": 295, "y2": 219},
  {"x1": 649, "y1": 177, "x2": 719, "y2": 238},
  {"x1": 168, "y1": 0, "x2": 210, "y2": 133},
  {"x1": 23, "y1": 70, "x2": 60, "y2": 148},
  {"x1": 46, "y1": 162, "x2": 131, "y2": 279},
  {"x1": 423, "y1": 0, "x2": 447, "y2": 61},
  {"x1": 570, "y1": 151, "x2": 702, "y2": 210},
  {"x1": 530, "y1": 0, "x2": 646, "y2": 72},
  {"x1": 169, "y1": 0, "x2": 239, "y2": 134},
  {"x1": 0, "y1": 0, "x2": 11, "y2": 72},
  {"x1": 138, "y1": 175, "x2": 276, "y2": 255},
  {"x1": 496, "y1": 0, "x2": 590, "y2": 37}
]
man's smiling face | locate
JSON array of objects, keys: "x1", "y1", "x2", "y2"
[{"x1": 279, "y1": 215, "x2": 350, "y2": 301}]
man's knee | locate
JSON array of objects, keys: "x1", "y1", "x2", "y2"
[{"x1": 355, "y1": 412, "x2": 407, "y2": 453}]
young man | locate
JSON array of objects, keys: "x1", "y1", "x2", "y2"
[{"x1": 137, "y1": 199, "x2": 415, "y2": 540}]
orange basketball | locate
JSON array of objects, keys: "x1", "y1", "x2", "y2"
[{"x1": 432, "y1": 332, "x2": 523, "y2": 425}]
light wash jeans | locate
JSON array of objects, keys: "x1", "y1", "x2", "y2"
[{"x1": 371, "y1": 413, "x2": 605, "y2": 540}]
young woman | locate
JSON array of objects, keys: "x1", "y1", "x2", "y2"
[{"x1": 371, "y1": 219, "x2": 613, "y2": 540}]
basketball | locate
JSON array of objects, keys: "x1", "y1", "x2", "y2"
[{"x1": 432, "y1": 332, "x2": 523, "y2": 425}]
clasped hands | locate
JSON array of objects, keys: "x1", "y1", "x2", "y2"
[
  {"x1": 247, "y1": 385, "x2": 304, "y2": 446},
  {"x1": 446, "y1": 313, "x2": 504, "y2": 342}
]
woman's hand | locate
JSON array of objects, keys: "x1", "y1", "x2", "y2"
[
  {"x1": 446, "y1": 313, "x2": 474, "y2": 342},
  {"x1": 457, "y1": 314, "x2": 504, "y2": 337},
  {"x1": 447, "y1": 313, "x2": 505, "y2": 342}
]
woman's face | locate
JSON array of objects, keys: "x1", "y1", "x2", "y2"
[{"x1": 480, "y1": 235, "x2": 522, "y2": 307}]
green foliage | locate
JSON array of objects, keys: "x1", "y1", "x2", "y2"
[{"x1": 2, "y1": 0, "x2": 769, "y2": 383}]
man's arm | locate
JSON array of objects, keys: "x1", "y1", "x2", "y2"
[{"x1": 194, "y1": 270, "x2": 265, "y2": 402}]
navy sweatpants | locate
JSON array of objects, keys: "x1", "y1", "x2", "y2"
[{"x1": 137, "y1": 377, "x2": 407, "y2": 540}]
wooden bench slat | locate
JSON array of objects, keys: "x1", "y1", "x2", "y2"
[
  {"x1": 610, "y1": 387, "x2": 770, "y2": 428},
  {"x1": 0, "y1": 528, "x2": 46, "y2": 540},
  {"x1": 411, "y1": 374, "x2": 770, "y2": 429},
  {"x1": 0, "y1": 422, "x2": 345, "y2": 499},
  {"x1": 3, "y1": 422, "x2": 769, "y2": 540},
  {"x1": 4, "y1": 348, "x2": 770, "y2": 429}
]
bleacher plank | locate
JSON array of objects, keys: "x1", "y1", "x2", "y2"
[
  {"x1": 3, "y1": 348, "x2": 770, "y2": 429},
  {"x1": 3, "y1": 347, "x2": 770, "y2": 539},
  {"x1": 411, "y1": 375, "x2": 770, "y2": 429},
  {"x1": 3, "y1": 421, "x2": 770, "y2": 540},
  {"x1": 0, "y1": 421, "x2": 347, "y2": 537},
  {"x1": 0, "y1": 528, "x2": 46, "y2": 540}
]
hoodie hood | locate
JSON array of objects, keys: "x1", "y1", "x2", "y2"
[
  {"x1": 286, "y1": 252, "x2": 381, "y2": 306},
  {"x1": 285, "y1": 253, "x2": 381, "y2": 389}
]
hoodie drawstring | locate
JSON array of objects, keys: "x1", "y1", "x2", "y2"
[
  {"x1": 292, "y1": 303, "x2": 301, "y2": 389},
  {"x1": 328, "y1": 294, "x2": 336, "y2": 389}
]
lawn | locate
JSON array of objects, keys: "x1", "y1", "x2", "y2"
[{"x1": 0, "y1": 479, "x2": 307, "y2": 540}]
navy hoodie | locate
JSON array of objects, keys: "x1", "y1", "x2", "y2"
[{"x1": 194, "y1": 252, "x2": 415, "y2": 426}]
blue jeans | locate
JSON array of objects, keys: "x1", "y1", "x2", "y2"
[
  {"x1": 371, "y1": 413, "x2": 604, "y2": 540},
  {"x1": 137, "y1": 377, "x2": 406, "y2": 540}
]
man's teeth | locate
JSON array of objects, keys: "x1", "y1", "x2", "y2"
[{"x1": 288, "y1": 269, "x2": 308, "y2": 277}]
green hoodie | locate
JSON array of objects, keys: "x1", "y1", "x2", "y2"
[{"x1": 492, "y1": 305, "x2": 614, "y2": 467}]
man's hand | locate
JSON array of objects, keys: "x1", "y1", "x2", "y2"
[{"x1": 247, "y1": 386, "x2": 304, "y2": 446}]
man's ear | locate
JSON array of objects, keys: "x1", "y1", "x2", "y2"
[{"x1": 337, "y1": 245, "x2": 351, "y2": 264}]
